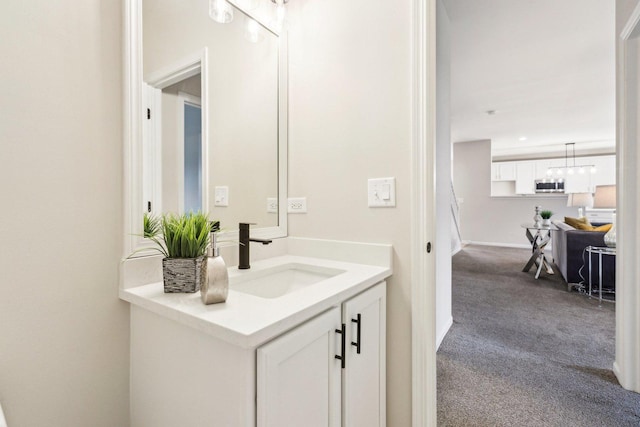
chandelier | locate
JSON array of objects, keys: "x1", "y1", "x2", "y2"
[{"x1": 546, "y1": 143, "x2": 597, "y2": 177}]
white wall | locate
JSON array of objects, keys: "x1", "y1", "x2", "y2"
[
  {"x1": 436, "y1": 0, "x2": 453, "y2": 349},
  {"x1": 453, "y1": 140, "x2": 578, "y2": 247},
  {"x1": 0, "y1": 1, "x2": 129, "y2": 426},
  {"x1": 287, "y1": 0, "x2": 413, "y2": 424}
]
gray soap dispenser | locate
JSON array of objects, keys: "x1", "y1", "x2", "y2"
[{"x1": 201, "y1": 221, "x2": 229, "y2": 304}]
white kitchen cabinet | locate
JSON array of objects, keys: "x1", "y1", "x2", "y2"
[
  {"x1": 564, "y1": 170, "x2": 591, "y2": 193},
  {"x1": 258, "y1": 282, "x2": 387, "y2": 427},
  {"x1": 491, "y1": 162, "x2": 516, "y2": 181},
  {"x1": 515, "y1": 161, "x2": 536, "y2": 194},
  {"x1": 588, "y1": 155, "x2": 616, "y2": 189}
]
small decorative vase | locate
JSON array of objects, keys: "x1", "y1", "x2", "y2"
[
  {"x1": 604, "y1": 213, "x2": 616, "y2": 248},
  {"x1": 533, "y1": 206, "x2": 543, "y2": 227},
  {"x1": 162, "y1": 256, "x2": 208, "y2": 293},
  {"x1": 542, "y1": 219, "x2": 551, "y2": 226},
  {"x1": 201, "y1": 232, "x2": 229, "y2": 304}
]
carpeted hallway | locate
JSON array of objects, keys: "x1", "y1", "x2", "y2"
[{"x1": 437, "y1": 244, "x2": 640, "y2": 426}]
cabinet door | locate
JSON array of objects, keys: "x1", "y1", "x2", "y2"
[
  {"x1": 343, "y1": 282, "x2": 387, "y2": 427},
  {"x1": 492, "y1": 162, "x2": 516, "y2": 181},
  {"x1": 515, "y1": 161, "x2": 535, "y2": 194},
  {"x1": 257, "y1": 307, "x2": 342, "y2": 427},
  {"x1": 590, "y1": 155, "x2": 616, "y2": 188}
]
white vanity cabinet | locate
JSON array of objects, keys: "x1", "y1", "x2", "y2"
[
  {"x1": 257, "y1": 282, "x2": 386, "y2": 427},
  {"x1": 129, "y1": 280, "x2": 387, "y2": 427}
]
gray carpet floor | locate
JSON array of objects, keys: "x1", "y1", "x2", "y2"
[{"x1": 437, "y1": 244, "x2": 640, "y2": 427}]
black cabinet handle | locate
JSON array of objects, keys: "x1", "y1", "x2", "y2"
[
  {"x1": 351, "y1": 314, "x2": 362, "y2": 354},
  {"x1": 335, "y1": 324, "x2": 346, "y2": 369}
]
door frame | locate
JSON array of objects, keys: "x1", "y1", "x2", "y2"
[
  {"x1": 176, "y1": 92, "x2": 202, "y2": 214},
  {"x1": 411, "y1": 0, "x2": 438, "y2": 425},
  {"x1": 614, "y1": 1, "x2": 640, "y2": 393},
  {"x1": 146, "y1": 49, "x2": 210, "y2": 218}
]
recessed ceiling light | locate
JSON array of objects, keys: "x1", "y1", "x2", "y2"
[{"x1": 519, "y1": 137, "x2": 527, "y2": 141}]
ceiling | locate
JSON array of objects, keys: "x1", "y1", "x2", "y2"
[{"x1": 441, "y1": 0, "x2": 616, "y2": 158}]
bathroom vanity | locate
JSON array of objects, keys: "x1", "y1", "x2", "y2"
[
  {"x1": 121, "y1": 239, "x2": 392, "y2": 427},
  {"x1": 121, "y1": 2, "x2": 392, "y2": 425}
]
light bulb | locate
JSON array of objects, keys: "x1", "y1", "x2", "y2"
[
  {"x1": 578, "y1": 167, "x2": 585, "y2": 174},
  {"x1": 546, "y1": 169, "x2": 553, "y2": 176},
  {"x1": 590, "y1": 166, "x2": 597, "y2": 174},
  {"x1": 557, "y1": 168, "x2": 563, "y2": 176},
  {"x1": 244, "y1": 17, "x2": 263, "y2": 43},
  {"x1": 270, "y1": 0, "x2": 286, "y2": 31},
  {"x1": 567, "y1": 168, "x2": 574, "y2": 175},
  {"x1": 276, "y1": 3, "x2": 286, "y2": 27},
  {"x1": 209, "y1": 0, "x2": 234, "y2": 24}
]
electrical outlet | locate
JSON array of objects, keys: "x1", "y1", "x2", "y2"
[
  {"x1": 267, "y1": 198, "x2": 278, "y2": 213},
  {"x1": 214, "y1": 186, "x2": 229, "y2": 207},
  {"x1": 288, "y1": 197, "x2": 307, "y2": 213}
]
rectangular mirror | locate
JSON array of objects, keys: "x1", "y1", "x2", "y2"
[{"x1": 124, "y1": 0, "x2": 288, "y2": 256}]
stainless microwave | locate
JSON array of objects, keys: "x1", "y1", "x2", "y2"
[{"x1": 535, "y1": 180, "x2": 564, "y2": 193}]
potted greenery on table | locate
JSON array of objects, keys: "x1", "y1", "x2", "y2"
[
  {"x1": 144, "y1": 212, "x2": 212, "y2": 293},
  {"x1": 540, "y1": 210, "x2": 553, "y2": 226}
]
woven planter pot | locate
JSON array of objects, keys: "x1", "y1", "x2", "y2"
[{"x1": 162, "y1": 256, "x2": 208, "y2": 293}]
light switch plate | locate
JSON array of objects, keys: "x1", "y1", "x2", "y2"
[
  {"x1": 288, "y1": 197, "x2": 307, "y2": 213},
  {"x1": 267, "y1": 198, "x2": 278, "y2": 213},
  {"x1": 214, "y1": 186, "x2": 229, "y2": 207},
  {"x1": 368, "y1": 177, "x2": 396, "y2": 207}
]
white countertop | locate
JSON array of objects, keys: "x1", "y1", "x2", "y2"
[{"x1": 120, "y1": 254, "x2": 391, "y2": 348}]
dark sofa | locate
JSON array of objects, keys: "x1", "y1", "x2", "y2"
[{"x1": 551, "y1": 220, "x2": 615, "y2": 290}]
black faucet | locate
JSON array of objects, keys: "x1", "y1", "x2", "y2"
[{"x1": 239, "y1": 222, "x2": 273, "y2": 269}]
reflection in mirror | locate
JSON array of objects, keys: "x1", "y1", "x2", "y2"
[
  {"x1": 142, "y1": 0, "x2": 280, "y2": 232},
  {"x1": 160, "y1": 74, "x2": 203, "y2": 214}
]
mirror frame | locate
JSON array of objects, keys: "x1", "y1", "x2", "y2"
[{"x1": 123, "y1": 0, "x2": 288, "y2": 258}]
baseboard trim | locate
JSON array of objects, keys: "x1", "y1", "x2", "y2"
[
  {"x1": 436, "y1": 316, "x2": 453, "y2": 351},
  {"x1": 613, "y1": 361, "x2": 622, "y2": 385},
  {"x1": 462, "y1": 240, "x2": 530, "y2": 250}
]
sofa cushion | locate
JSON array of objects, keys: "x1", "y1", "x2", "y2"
[
  {"x1": 593, "y1": 224, "x2": 613, "y2": 232},
  {"x1": 565, "y1": 216, "x2": 593, "y2": 230}
]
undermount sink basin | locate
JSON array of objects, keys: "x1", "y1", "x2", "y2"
[{"x1": 231, "y1": 263, "x2": 345, "y2": 299}]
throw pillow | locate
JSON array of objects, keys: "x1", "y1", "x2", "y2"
[
  {"x1": 593, "y1": 224, "x2": 613, "y2": 232},
  {"x1": 564, "y1": 216, "x2": 593, "y2": 230}
]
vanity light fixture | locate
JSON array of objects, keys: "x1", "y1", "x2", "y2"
[
  {"x1": 546, "y1": 142, "x2": 596, "y2": 177},
  {"x1": 210, "y1": 0, "x2": 234, "y2": 24}
]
